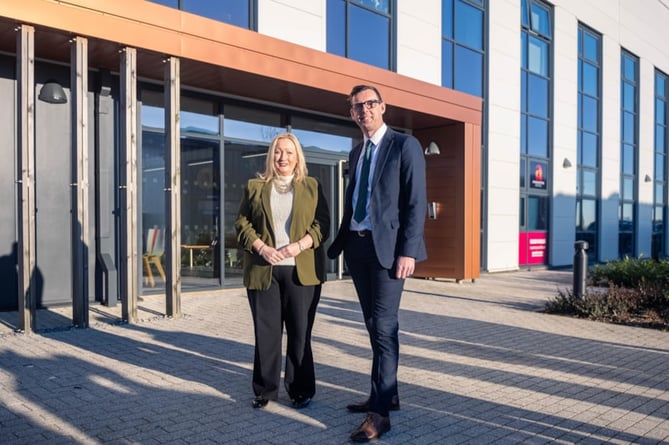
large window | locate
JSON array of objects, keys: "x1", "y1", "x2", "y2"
[
  {"x1": 653, "y1": 70, "x2": 668, "y2": 259},
  {"x1": 327, "y1": 0, "x2": 395, "y2": 70},
  {"x1": 148, "y1": 0, "x2": 256, "y2": 29},
  {"x1": 140, "y1": 93, "x2": 353, "y2": 291},
  {"x1": 576, "y1": 25, "x2": 601, "y2": 261},
  {"x1": 141, "y1": 92, "x2": 222, "y2": 292},
  {"x1": 619, "y1": 50, "x2": 639, "y2": 258},
  {"x1": 519, "y1": 0, "x2": 552, "y2": 266},
  {"x1": 442, "y1": 0, "x2": 485, "y2": 97}
]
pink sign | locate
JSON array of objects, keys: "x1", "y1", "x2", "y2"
[{"x1": 519, "y1": 231, "x2": 547, "y2": 265}]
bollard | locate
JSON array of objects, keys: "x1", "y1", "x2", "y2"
[{"x1": 573, "y1": 240, "x2": 588, "y2": 298}]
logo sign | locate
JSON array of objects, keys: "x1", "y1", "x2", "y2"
[{"x1": 530, "y1": 162, "x2": 547, "y2": 190}]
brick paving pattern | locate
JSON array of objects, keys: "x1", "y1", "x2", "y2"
[{"x1": 0, "y1": 270, "x2": 667, "y2": 444}]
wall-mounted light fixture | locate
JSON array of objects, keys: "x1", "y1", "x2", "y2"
[
  {"x1": 424, "y1": 141, "x2": 441, "y2": 155},
  {"x1": 644, "y1": 174, "x2": 652, "y2": 183},
  {"x1": 562, "y1": 158, "x2": 572, "y2": 168},
  {"x1": 38, "y1": 80, "x2": 67, "y2": 104}
]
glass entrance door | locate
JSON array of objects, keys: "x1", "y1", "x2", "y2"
[
  {"x1": 180, "y1": 137, "x2": 221, "y2": 289},
  {"x1": 141, "y1": 131, "x2": 221, "y2": 291}
]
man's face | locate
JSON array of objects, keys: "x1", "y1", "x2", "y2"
[{"x1": 349, "y1": 89, "x2": 386, "y2": 136}]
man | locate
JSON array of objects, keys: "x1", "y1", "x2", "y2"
[{"x1": 327, "y1": 85, "x2": 427, "y2": 442}]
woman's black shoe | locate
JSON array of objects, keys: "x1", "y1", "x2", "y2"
[
  {"x1": 291, "y1": 395, "x2": 311, "y2": 409},
  {"x1": 252, "y1": 397, "x2": 269, "y2": 409}
]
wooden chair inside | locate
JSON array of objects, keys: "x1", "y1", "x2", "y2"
[{"x1": 143, "y1": 226, "x2": 166, "y2": 287}]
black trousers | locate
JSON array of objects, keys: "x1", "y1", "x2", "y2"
[
  {"x1": 247, "y1": 266, "x2": 321, "y2": 400},
  {"x1": 344, "y1": 232, "x2": 404, "y2": 417}
]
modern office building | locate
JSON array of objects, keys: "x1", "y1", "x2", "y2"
[{"x1": 0, "y1": 1, "x2": 667, "y2": 329}]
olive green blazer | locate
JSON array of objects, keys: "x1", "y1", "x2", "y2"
[{"x1": 235, "y1": 177, "x2": 330, "y2": 290}]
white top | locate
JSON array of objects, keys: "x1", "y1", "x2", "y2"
[{"x1": 270, "y1": 183, "x2": 296, "y2": 266}]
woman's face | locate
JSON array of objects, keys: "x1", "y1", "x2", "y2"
[{"x1": 273, "y1": 137, "x2": 298, "y2": 176}]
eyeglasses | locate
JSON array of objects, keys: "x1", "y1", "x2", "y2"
[{"x1": 351, "y1": 99, "x2": 382, "y2": 112}]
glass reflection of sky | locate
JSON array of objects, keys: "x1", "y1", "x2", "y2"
[
  {"x1": 292, "y1": 129, "x2": 352, "y2": 154},
  {"x1": 142, "y1": 105, "x2": 353, "y2": 155},
  {"x1": 142, "y1": 105, "x2": 164, "y2": 130}
]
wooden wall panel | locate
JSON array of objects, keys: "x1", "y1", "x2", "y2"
[{"x1": 414, "y1": 122, "x2": 481, "y2": 281}]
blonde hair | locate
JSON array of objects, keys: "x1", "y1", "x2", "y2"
[{"x1": 258, "y1": 132, "x2": 308, "y2": 183}]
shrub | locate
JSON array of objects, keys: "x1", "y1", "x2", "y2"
[{"x1": 545, "y1": 256, "x2": 669, "y2": 330}]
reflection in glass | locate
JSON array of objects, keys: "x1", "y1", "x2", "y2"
[
  {"x1": 455, "y1": 46, "x2": 482, "y2": 97},
  {"x1": 581, "y1": 63, "x2": 598, "y2": 98},
  {"x1": 442, "y1": 41, "x2": 454, "y2": 88},
  {"x1": 527, "y1": 116, "x2": 548, "y2": 157},
  {"x1": 521, "y1": 114, "x2": 527, "y2": 153},
  {"x1": 521, "y1": 33, "x2": 527, "y2": 70},
  {"x1": 580, "y1": 132, "x2": 597, "y2": 167},
  {"x1": 442, "y1": 0, "x2": 454, "y2": 38},
  {"x1": 622, "y1": 178, "x2": 633, "y2": 201},
  {"x1": 349, "y1": 4, "x2": 390, "y2": 69},
  {"x1": 327, "y1": 0, "x2": 346, "y2": 56},
  {"x1": 622, "y1": 53, "x2": 636, "y2": 81},
  {"x1": 223, "y1": 141, "x2": 268, "y2": 286},
  {"x1": 149, "y1": 0, "x2": 178, "y2": 7},
  {"x1": 622, "y1": 83, "x2": 636, "y2": 112},
  {"x1": 182, "y1": 0, "x2": 250, "y2": 28},
  {"x1": 582, "y1": 30, "x2": 598, "y2": 62},
  {"x1": 655, "y1": 183, "x2": 664, "y2": 205},
  {"x1": 181, "y1": 111, "x2": 219, "y2": 135},
  {"x1": 530, "y1": 1, "x2": 551, "y2": 37},
  {"x1": 528, "y1": 196, "x2": 548, "y2": 231},
  {"x1": 654, "y1": 206, "x2": 664, "y2": 225},
  {"x1": 180, "y1": 138, "x2": 220, "y2": 284},
  {"x1": 622, "y1": 111, "x2": 635, "y2": 143},
  {"x1": 353, "y1": 0, "x2": 389, "y2": 13},
  {"x1": 620, "y1": 203, "x2": 634, "y2": 222},
  {"x1": 291, "y1": 115, "x2": 358, "y2": 153},
  {"x1": 582, "y1": 170, "x2": 596, "y2": 196},
  {"x1": 655, "y1": 152, "x2": 665, "y2": 180},
  {"x1": 622, "y1": 144, "x2": 634, "y2": 175},
  {"x1": 528, "y1": 35, "x2": 548, "y2": 76},
  {"x1": 528, "y1": 73, "x2": 548, "y2": 117},
  {"x1": 141, "y1": 131, "x2": 166, "y2": 291},
  {"x1": 581, "y1": 199, "x2": 596, "y2": 231},
  {"x1": 142, "y1": 105, "x2": 164, "y2": 131},
  {"x1": 455, "y1": 1, "x2": 483, "y2": 50},
  {"x1": 581, "y1": 95, "x2": 598, "y2": 133}
]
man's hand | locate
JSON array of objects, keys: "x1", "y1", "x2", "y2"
[{"x1": 396, "y1": 256, "x2": 415, "y2": 279}]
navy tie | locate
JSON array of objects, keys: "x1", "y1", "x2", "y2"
[{"x1": 354, "y1": 140, "x2": 373, "y2": 223}]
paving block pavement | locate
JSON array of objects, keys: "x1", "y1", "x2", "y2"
[{"x1": 0, "y1": 270, "x2": 667, "y2": 444}]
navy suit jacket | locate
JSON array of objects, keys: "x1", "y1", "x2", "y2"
[{"x1": 327, "y1": 128, "x2": 427, "y2": 269}]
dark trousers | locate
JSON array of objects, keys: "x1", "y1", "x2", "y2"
[
  {"x1": 344, "y1": 233, "x2": 404, "y2": 417},
  {"x1": 247, "y1": 266, "x2": 320, "y2": 401}
]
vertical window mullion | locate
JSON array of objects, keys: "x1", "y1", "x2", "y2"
[
  {"x1": 576, "y1": 24, "x2": 601, "y2": 261},
  {"x1": 619, "y1": 50, "x2": 639, "y2": 258}
]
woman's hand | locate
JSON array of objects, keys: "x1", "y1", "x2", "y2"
[
  {"x1": 277, "y1": 242, "x2": 301, "y2": 259},
  {"x1": 261, "y1": 245, "x2": 286, "y2": 265}
]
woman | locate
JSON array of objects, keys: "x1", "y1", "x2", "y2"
[{"x1": 235, "y1": 132, "x2": 330, "y2": 410}]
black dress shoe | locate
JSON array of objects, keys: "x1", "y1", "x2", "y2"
[
  {"x1": 346, "y1": 396, "x2": 400, "y2": 413},
  {"x1": 252, "y1": 397, "x2": 269, "y2": 409},
  {"x1": 291, "y1": 395, "x2": 312, "y2": 409},
  {"x1": 349, "y1": 412, "x2": 391, "y2": 442}
]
